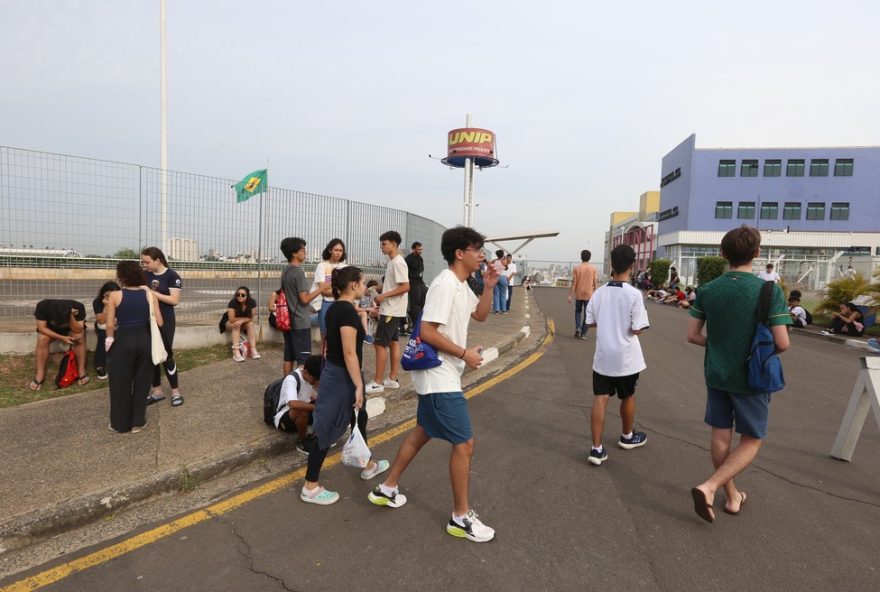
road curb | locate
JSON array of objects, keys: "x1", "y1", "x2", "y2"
[
  {"x1": 0, "y1": 309, "x2": 547, "y2": 555},
  {"x1": 791, "y1": 326, "x2": 878, "y2": 352}
]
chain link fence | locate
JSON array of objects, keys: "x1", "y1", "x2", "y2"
[{"x1": 0, "y1": 146, "x2": 446, "y2": 326}]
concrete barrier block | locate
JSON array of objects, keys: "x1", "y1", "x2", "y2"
[
  {"x1": 481, "y1": 346, "x2": 499, "y2": 365},
  {"x1": 366, "y1": 396, "x2": 386, "y2": 418}
]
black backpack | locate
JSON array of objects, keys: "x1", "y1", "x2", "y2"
[
  {"x1": 804, "y1": 308, "x2": 813, "y2": 325},
  {"x1": 263, "y1": 372, "x2": 300, "y2": 426}
]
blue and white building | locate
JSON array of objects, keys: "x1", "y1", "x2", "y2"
[{"x1": 657, "y1": 134, "x2": 880, "y2": 288}]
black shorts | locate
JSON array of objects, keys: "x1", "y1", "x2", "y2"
[
  {"x1": 374, "y1": 315, "x2": 404, "y2": 346},
  {"x1": 277, "y1": 410, "x2": 313, "y2": 432},
  {"x1": 592, "y1": 371, "x2": 639, "y2": 399},
  {"x1": 283, "y1": 328, "x2": 312, "y2": 363}
]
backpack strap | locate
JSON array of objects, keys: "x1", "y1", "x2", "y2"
[
  {"x1": 756, "y1": 281, "x2": 775, "y2": 325},
  {"x1": 275, "y1": 371, "x2": 301, "y2": 416}
]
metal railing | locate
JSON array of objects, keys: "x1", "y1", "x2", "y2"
[{"x1": 0, "y1": 146, "x2": 447, "y2": 325}]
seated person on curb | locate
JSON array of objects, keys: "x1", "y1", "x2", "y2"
[
  {"x1": 678, "y1": 287, "x2": 694, "y2": 309},
  {"x1": 274, "y1": 355, "x2": 322, "y2": 454},
  {"x1": 30, "y1": 299, "x2": 89, "y2": 390},
  {"x1": 648, "y1": 289, "x2": 668, "y2": 303},
  {"x1": 820, "y1": 302, "x2": 864, "y2": 336},
  {"x1": 222, "y1": 285, "x2": 260, "y2": 362},
  {"x1": 788, "y1": 290, "x2": 808, "y2": 328},
  {"x1": 661, "y1": 288, "x2": 684, "y2": 305}
]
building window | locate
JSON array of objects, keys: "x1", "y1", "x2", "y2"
[
  {"x1": 715, "y1": 201, "x2": 733, "y2": 218},
  {"x1": 786, "y1": 159, "x2": 805, "y2": 177},
  {"x1": 760, "y1": 202, "x2": 778, "y2": 219},
  {"x1": 834, "y1": 158, "x2": 854, "y2": 176},
  {"x1": 740, "y1": 160, "x2": 759, "y2": 177},
  {"x1": 737, "y1": 202, "x2": 755, "y2": 219},
  {"x1": 718, "y1": 160, "x2": 736, "y2": 177},
  {"x1": 810, "y1": 159, "x2": 829, "y2": 176},
  {"x1": 764, "y1": 159, "x2": 782, "y2": 177},
  {"x1": 830, "y1": 202, "x2": 850, "y2": 220},
  {"x1": 783, "y1": 202, "x2": 801, "y2": 220},
  {"x1": 806, "y1": 202, "x2": 825, "y2": 220}
]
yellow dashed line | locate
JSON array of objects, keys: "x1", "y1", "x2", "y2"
[{"x1": 2, "y1": 322, "x2": 555, "y2": 592}]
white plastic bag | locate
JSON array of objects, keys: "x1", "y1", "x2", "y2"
[{"x1": 342, "y1": 414, "x2": 371, "y2": 468}]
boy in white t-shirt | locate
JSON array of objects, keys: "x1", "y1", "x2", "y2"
[
  {"x1": 274, "y1": 355, "x2": 321, "y2": 454},
  {"x1": 585, "y1": 244, "x2": 651, "y2": 466},
  {"x1": 756, "y1": 263, "x2": 780, "y2": 283},
  {"x1": 368, "y1": 226, "x2": 499, "y2": 544},
  {"x1": 365, "y1": 230, "x2": 410, "y2": 394}
]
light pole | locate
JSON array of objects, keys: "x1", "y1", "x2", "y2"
[{"x1": 159, "y1": 0, "x2": 168, "y2": 253}]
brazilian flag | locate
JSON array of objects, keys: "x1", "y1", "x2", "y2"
[{"x1": 233, "y1": 169, "x2": 268, "y2": 203}]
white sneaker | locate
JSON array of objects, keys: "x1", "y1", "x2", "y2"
[
  {"x1": 232, "y1": 349, "x2": 245, "y2": 362},
  {"x1": 446, "y1": 509, "x2": 495, "y2": 543},
  {"x1": 365, "y1": 381, "x2": 384, "y2": 394},
  {"x1": 250, "y1": 349, "x2": 261, "y2": 359},
  {"x1": 382, "y1": 378, "x2": 400, "y2": 389},
  {"x1": 360, "y1": 459, "x2": 390, "y2": 480},
  {"x1": 818, "y1": 330, "x2": 833, "y2": 336}
]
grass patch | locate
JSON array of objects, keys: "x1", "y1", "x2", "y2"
[{"x1": 0, "y1": 343, "x2": 279, "y2": 409}]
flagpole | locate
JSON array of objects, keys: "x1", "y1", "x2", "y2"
[{"x1": 256, "y1": 161, "x2": 267, "y2": 338}]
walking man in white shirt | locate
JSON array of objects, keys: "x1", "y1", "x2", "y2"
[
  {"x1": 585, "y1": 244, "x2": 650, "y2": 466},
  {"x1": 756, "y1": 263, "x2": 780, "y2": 283},
  {"x1": 504, "y1": 254, "x2": 517, "y2": 311},
  {"x1": 368, "y1": 226, "x2": 499, "y2": 543}
]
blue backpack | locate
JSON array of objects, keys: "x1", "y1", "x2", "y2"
[
  {"x1": 747, "y1": 281, "x2": 785, "y2": 393},
  {"x1": 401, "y1": 312, "x2": 442, "y2": 371}
]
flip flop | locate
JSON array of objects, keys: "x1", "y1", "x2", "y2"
[
  {"x1": 690, "y1": 487, "x2": 715, "y2": 523},
  {"x1": 171, "y1": 394, "x2": 184, "y2": 407},
  {"x1": 146, "y1": 393, "x2": 166, "y2": 405},
  {"x1": 723, "y1": 491, "x2": 748, "y2": 516},
  {"x1": 29, "y1": 378, "x2": 44, "y2": 391},
  {"x1": 77, "y1": 376, "x2": 90, "y2": 386}
]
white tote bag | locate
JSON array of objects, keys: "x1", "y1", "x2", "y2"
[
  {"x1": 148, "y1": 291, "x2": 168, "y2": 365},
  {"x1": 342, "y1": 411, "x2": 371, "y2": 468}
]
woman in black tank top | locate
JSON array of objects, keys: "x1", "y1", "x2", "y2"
[{"x1": 105, "y1": 261, "x2": 164, "y2": 433}]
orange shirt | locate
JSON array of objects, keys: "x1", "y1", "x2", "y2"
[{"x1": 571, "y1": 263, "x2": 598, "y2": 300}]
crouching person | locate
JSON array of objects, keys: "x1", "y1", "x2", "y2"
[
  {"x1": 30, "y1": 299, "x2": 89, "y2": 390},
  {"x1": 273, "y1": 355, "x2": 322, "y2": 454}
]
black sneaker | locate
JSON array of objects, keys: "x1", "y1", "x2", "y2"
[
  {"x1": 618, "y1": 431, "x2": 648, "y2": 449},
  {"x1": 296, "y1": 436, "x2": 315, "y2": 455},
  {"x1": 96, "y1": 367, "x2": 108, "y2": 380},
  {"x1": 588, "y1": 447, "x2": 608, "y2": 466},
  {"x1": 574, "y1": 331, "x2": 581, "y2": 339}
]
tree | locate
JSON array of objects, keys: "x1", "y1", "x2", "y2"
[
  {"x1": 648, "y1": 259, "x2": 672, "y2": 288},
  {"x1": 114, "y1": 248, "x2": 139, "y2": 259},
  {"x1": 696, "y1": 256, "x2": 727, "y2": 286}
]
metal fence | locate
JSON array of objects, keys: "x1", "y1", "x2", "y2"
[
  {"x1": 0, "y1": 146, "x2": 447, "y2": 325},
  {"x1": 518, "y1": 260, "x2": 585, "y2": 287}
]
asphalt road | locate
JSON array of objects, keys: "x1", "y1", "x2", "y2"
[{"x1": 4, "y1": 287, "x2": 880, "y2": 591}]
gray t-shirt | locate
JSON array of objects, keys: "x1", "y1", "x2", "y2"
[{"x1": 281, "y1": 264, "x2": 311, "y2": 330}]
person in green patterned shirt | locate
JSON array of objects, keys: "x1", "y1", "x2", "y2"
[{"x1": 686, "y1": 226, "x2": 791, "y2": 523}]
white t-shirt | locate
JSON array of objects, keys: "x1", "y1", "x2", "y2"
[
  {"x1": 313, "y1": 260, "x2": 347, "y2": 303},
  {"x1": 273, "y1": 368, "x2": 315, "y2": 427},
  {"x1": 412, "y1": 269, "x2": 479, "y2": 395},
  {"x1": 506, "y1": 262, "x2": 517, "y2": 285},
  {"x1": 380, "y1": 254, "x2": 409, "y2": 317},
  {"x1": 790, "y1": 305, "x2": 807, "y2": 326},
  {"x1": 757, "y1": 271, "x2": 780, "y2": 282},
  {"x1": 586, "y1": 281, "x2": 650, "y2": 377}
]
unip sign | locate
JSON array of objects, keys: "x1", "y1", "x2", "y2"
[{"x1": 442, "y1": 127, "x2": 499, "y2": 168}]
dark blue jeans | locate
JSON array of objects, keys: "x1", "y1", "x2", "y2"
[{"x1": 575, "y1": 299, "x2": 589, "y2": 333}]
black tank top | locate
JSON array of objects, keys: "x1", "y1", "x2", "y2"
[{"x1": 116, "y1": 289, "x2": 150, "y2": 328}]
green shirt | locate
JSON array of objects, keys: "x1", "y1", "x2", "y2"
[{"x1": 689, "y1": 272, "x2": 792, "y2": 394}]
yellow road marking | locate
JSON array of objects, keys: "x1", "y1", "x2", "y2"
[{"x1": 2, "y1": 322, "x2": 555, "y2": 592}]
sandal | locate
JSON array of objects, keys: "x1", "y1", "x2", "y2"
[
  {"x1": 146, "y1": 393, "x2": 166, "y2": 405},
  {"x1": 29, "y1": 378, "x2": 44, "y2": 391},
  {"x1": 171, "y1": 393, "x2": 184, "y2": 407},
  {"x1": 77, "y1": 376, "x2": 90, "y2": 387}
]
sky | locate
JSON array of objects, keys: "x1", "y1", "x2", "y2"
[{"x1": 2, "y1": 0, "x2": 880, "y2": 264}]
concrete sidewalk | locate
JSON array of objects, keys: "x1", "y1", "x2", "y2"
[{"x1": 0, "y1": 288, "x2": 543, "y2": 553}]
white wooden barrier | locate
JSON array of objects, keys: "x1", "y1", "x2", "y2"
[{"x1": 830, "y1": 356, "x2": 880, "y2": 461}]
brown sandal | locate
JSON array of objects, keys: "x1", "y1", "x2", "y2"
[
  {"x1": 29, "y1": 378, "x2": 44, "y2": 391},
  {"x1": 77, "y1": 376, "x2": 90, "y2": 387}
]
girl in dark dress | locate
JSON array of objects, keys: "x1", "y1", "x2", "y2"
[
  {"x1": 300, "y1": 266, "x2": 390, "y2": 505},
  {"x1": 105, "y1": 261, "x2": 163, "y2": 433}
]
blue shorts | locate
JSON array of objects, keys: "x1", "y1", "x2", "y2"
[
  {"x1": 417, "y1": 392, "x2": 473, "y2": 444},
  {"x1": 705, "y1": 387, "x2": 771, "y2": 440}
]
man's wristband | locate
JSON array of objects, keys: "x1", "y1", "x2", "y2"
[{"x1": 458, "y1": 348, "x2": 466, "y2": 359}]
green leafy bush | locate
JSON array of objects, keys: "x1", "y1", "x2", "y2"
[
  {"x1": 816, "y1": 273, "x2": 874, "y2": 313},
  {"x1": 648, "y1": 259, "x2": 672, "y2": 288},
  {"x1": 696, "y1": 256, "x2": 727, "y2": 286}
]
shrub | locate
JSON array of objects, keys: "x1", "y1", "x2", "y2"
[
  {"x1": 816, "y1": 273, "x2": 874, "y2": 313},
  {"x1": 648, "y1": 259, "x2": 672, "y2": 288},
  {"x1": 696, "y1": 256, "x2": 727, "y2": 286}
]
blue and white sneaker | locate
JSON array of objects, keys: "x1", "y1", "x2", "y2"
[
  {"x1": 618, "y1": 431, "x2": 648, "y2": 449},
  {"x1": 867, "y1": 338, "x2": 880, "y2": 353},
  {"x1": 588, "y1": 447, "x2": 608, "y2": 466}
]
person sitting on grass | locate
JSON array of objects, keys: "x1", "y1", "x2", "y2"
[
  {"x1": 820, "y1": 302, "x2": 864, "y2": 336},
  {"x1": 788, "y1": 290, "x2": 808, "y2": 328},
  {"x1": 273, "y1": 354, "x2": 322, "y2": 454},
  {"x1": 30, "y1": 299, "x2": 89, "y2": 391}
]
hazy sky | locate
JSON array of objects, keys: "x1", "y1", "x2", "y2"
[{"x1": 3, "y1": 0, "x2": 879, "y2": 262}]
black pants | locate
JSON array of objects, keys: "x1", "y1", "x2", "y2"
[
  {"x1": 305, "y1": 407, "x2": 370, "y2": 482},
  {"x1": 108, "y1": 325, "x2": 152, "y2": 431},
  {"x1": 831, "y1": 317, "x2": 864, "y2": 336},
  {"x1": 407, "y1": 283, "x2": 427, "y2": 327},
  {"x1": 152, "y1": 315, "x2": 179, "y2": 389},
  {"x1": 94, "y1": 326, "x2": 107, "y2": 370}
]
